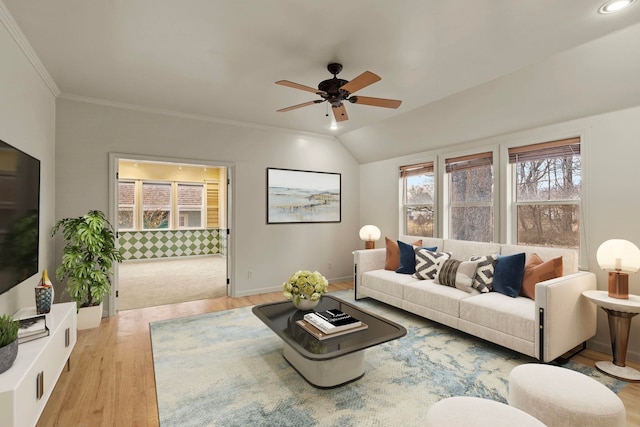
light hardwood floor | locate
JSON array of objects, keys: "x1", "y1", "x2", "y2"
[{"x1": 38, "y1": 281, "x2": 640, "y2": 427}]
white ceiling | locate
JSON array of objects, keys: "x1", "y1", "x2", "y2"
[{"x1": 4, "y1": 0, "x2": 640, "y2": 162}]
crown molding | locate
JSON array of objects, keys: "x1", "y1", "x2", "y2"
[
  {"x1": 0, "y1": 1, "x2": 60, "y2": 97},
  {"x1": 58, "y1": 93, "x2": 337, "y2": 141}
]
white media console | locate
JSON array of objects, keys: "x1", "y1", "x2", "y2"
[{"x1": 0, "y1": 302, "x2": 77, "y2": 427}]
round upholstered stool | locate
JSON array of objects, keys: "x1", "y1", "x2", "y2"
[
  {"x1": 425, "y1": 396, "x2": 546, "y2": 427},
  {"x1": 509, "y1": 364, "x2": 626, "y2": 427}
]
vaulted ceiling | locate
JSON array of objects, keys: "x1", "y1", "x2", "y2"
[{"x1": 4, "y1": 0, "x2": 640, "y2": 163}]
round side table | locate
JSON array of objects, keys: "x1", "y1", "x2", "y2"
[{"x1": 582, "y1": 290, "x2": 640, "y2": 382}]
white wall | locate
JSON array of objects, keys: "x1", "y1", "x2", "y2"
[
  {"x1": 360, "y1": 105, "x2": 640, "y2": 362},
  {"x1": 0, "y1": 15, "x2": 56, "y2": 315},
  {"x1": 55, "y1": 98, "x2": 360, "y2": 308}
]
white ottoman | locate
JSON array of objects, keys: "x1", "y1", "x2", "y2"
[
  {"x1": 425, "y1": 396, "x2": 546, "y2": 427},
  {"x1": 509, "y1": 364, "x2": 626, "y2": 427}
]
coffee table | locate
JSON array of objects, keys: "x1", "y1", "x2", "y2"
[{"x1": 252, "y1": 294, "x2": 406, "y2": 388}]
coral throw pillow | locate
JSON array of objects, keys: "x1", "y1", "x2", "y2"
[
  {"x1": 385, "y1": 237, "x2": 422, "y2": 270},
  {"x1": 521, "y1": 254, "x2": 563, "y2": 299}
]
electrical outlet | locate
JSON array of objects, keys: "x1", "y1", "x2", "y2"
[
  {"x1": 328, "y1": 263, "x2": 333, "y2": 270},
  {"x1": 248, "y1": 270, "x2": 253, "y2": 279}
]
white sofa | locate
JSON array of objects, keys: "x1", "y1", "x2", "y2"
[{"x1": 353, "y1": 236, "x2": 597, "y2": 362}]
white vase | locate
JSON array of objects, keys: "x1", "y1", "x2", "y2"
[
  {"x1": 292, "y1": 296, "x2": 319, "y2": 311},
  {"x1": 77, "y1": 302, "x2": 103, "y2": 330}
]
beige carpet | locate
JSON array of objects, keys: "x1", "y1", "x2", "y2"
[{"x1": 117, "y1": 256, "x2": 227, "y2": 311}]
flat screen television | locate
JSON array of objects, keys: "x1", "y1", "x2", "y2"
[{"x1": 0, "y1": 139, "x2": 40, "y2": 295}]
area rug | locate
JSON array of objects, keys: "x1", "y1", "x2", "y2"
[{"x1": 150, "y1": 290, "x2": 625, "y2": 427}]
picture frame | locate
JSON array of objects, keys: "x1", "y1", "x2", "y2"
[{"x1": 267, "y1": 168, "x2": 341, "y2": 224}]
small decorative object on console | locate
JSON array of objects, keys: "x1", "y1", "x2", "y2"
[
  {"x1": 283, "y1": 270, "x2": 329, "y2": 310},
  {"x1": 34, "y1": 269, "x2": 54, "y2": 314},
  {"x1": 16, "y1": 314, "x2": 49, "y2": 344}
]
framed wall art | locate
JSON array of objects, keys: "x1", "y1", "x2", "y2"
[{"x1": 267, "y1": 168, "x2": 341, "y2": 224}]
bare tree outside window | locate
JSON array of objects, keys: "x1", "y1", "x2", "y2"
[
  {"x1": 447, "y1": 153, "x2": 494, "y2": 242},
  {"x1": 142, "y1": 183, "x2": 171, "y2": 229},
  {"x1": 401, "y1": 162, "x2": 434, "y2": 237},
  {"x1": 513, "y1": 140, "x2": 581, "y2": 249}
]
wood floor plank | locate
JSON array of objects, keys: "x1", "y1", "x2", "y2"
[{"x1": 36, "y1": 281, "x2": 640, "y2": 426}]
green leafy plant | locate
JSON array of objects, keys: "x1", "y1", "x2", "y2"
[
  {"x1": 0, "y1": 314, "x2": 19, "y2": 348},
  {"x1": 51, "y1": 210, "x2": 123, "y2": 308}
]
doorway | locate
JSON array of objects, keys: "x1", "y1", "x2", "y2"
[{"x1": 108, "y1": 154, "x2": 231, "y2": 313}]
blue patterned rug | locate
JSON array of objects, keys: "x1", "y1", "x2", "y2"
[{"x1": 150, "y1": 290, "x2": 626, "y2": 427}]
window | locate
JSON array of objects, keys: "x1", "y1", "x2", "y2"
[
  {"x1": 446, "y1": 152, "x2": 494, "y2": 242},
  {"x1": 510, "y1": 137, "x2": 581, "y2": 249},
  {"x1": 118, "y1": 181, "x2": 135, "y2": 230},
  {"x1": 177, "y1": 183, "x2": 204, "y2": 228},
  {"x1": 401, "y1": 162, "x2": 435, "y2": 237},
  {"x1": 142, "y1": 182, "x2": 171, "y2": 229}
]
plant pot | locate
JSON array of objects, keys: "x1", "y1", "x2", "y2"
[
  {"x1": 77, "y1": 302, "x2": 103, "y2": 330},
  {"x1": 0, "y1": 339, "x2": 18, "y2": 374},
  {"x1": 292, "y1": 296, "x2": 319, "y2": 311}
]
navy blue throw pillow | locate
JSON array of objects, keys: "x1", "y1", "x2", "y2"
[
  {"x1": 493, "y1": 253, "x2": 526, "y2": 297},
  {"x1": 396, "y1": 240, "x2": 437, "y2": 274}
]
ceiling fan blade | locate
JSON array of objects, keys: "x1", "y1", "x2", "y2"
[
  {"x1": 275, "y1": 80, "x2": 325, "y2": 95},
  {"x1": 277, "y1": 100, "x2": 324, "y2": 112},
  {"x1": 351, "y1": 96, "x2": 402, "y2": 109},
  {"x1": 332, "y1": 104, "x2": 349, "y2": 122},
  {"x1": 339, "y1": 71, "x2": 381, "y2": 94}
]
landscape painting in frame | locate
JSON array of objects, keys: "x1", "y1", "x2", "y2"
[{"x1": 267, "y1": 168, "x2": 341, "y2": 223}]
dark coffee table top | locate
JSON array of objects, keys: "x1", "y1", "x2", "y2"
[{"x1": 252, "y1": 294, "x2": 406, "y2": 361}]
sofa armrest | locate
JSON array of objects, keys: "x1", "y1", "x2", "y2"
[
  {"x1": 353, "y1": 249, "x2": 386, "y2": 299},
  {"x1": 535, "y1": 271, "x2": 597, "y2": 362}
]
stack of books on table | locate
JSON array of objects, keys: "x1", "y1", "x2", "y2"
[
  {"x1": 298, "y1": 309, "x2": 368, "y2": 340},
  {"x1": 16, "y1": 314, "x2": 50, "y2": 344}
]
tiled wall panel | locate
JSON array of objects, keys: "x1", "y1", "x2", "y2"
[{"x1": 119, "y1": 228, "x2": 226, "y2": 260}]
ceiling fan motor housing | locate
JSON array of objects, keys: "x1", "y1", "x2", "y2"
[{"x1": 318, "y1": 78, "x2": 350, "y2": 107}]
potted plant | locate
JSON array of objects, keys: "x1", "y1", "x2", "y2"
[
  {"x1": 51, "y1": 210, "x2": 123, "y2": 329},
  {"x1": 0, "y1": 314, "x2": 19, "y2": 374}
]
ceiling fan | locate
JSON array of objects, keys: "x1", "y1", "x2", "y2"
[{"x1": 276, "y1": 63, "x2": 402, "y2": 122}]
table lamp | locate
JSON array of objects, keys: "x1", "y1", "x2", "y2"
[
  {"x1": 596, "y1": 239, "x2": 640, "y2": 299},
  {"x1": 359, "y1": 225, "x2": 381, "y2": 249}
]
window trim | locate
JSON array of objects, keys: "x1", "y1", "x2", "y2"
[
  {"x1": 508, "y1": 136, "x2": 582, "y2": 252},
  {"x1": 176, "y1": 182, "x2": 205, "y2": 230},
  {"x1": 399, "y1": 160, "x2": 436, "y2": 237},
  {"x1": 443, "y1": 150, "x2": 496, "y2": 242}
]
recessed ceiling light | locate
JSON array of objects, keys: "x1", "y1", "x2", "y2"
[{"x1": 598, "y1": 0, "x2": 636, "y2": 14}]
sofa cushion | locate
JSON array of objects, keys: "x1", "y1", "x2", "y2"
[
  {"x1": 470, "y1": 254, "x2": 498, "y2": 293},
  {"x1": 403, "y1": 280, "x2": 476, "y2": 318},
  {"x1": 385, "y1": 237, "x2": 422, "y2": 271},
  {"x1": 435, "y1": 259, "x2": 479, "y2": 293},
  {"x1": 521, "y1": 254, "x2": 563, "y2": 299},
  {"x1": 494, "y1": 253, "x2": 526, "y2": 298},
  {"x1": 413, "y1": 249, "x2": 451, "y2": 280},
  {"x1": 361, "y1": 269, "x2": 422, "y2": 299},
  {"x1": 460, "y1": 293, "x2": 535, "y2": 341}
]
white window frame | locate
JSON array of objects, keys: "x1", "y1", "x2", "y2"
[
  {"x1": 141, "y1": 181, "x2": 172, "y2": 230},
  {"x1": 117, "y1": 180, "x2": 136, "y2": 231},
  {"x1": 507, "y1": 136, "x2": 582, "y2": 253},
  {"x1": 399, "y1": 161, "x2": 436, "y2": 237},
  {"x1": 176, "y1": 182, "x2": 205, "y2": 230},
  {"x1": 442, "y1": 150, "x2": 498, "y2": 243}
]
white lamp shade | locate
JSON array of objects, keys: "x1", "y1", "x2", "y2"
[
  {"x1": 596, "y1": 239, "x2": 640, "y2": 273},
  {"x1": 359, "y1": 225, "x2": 381, "y2": 241}
]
